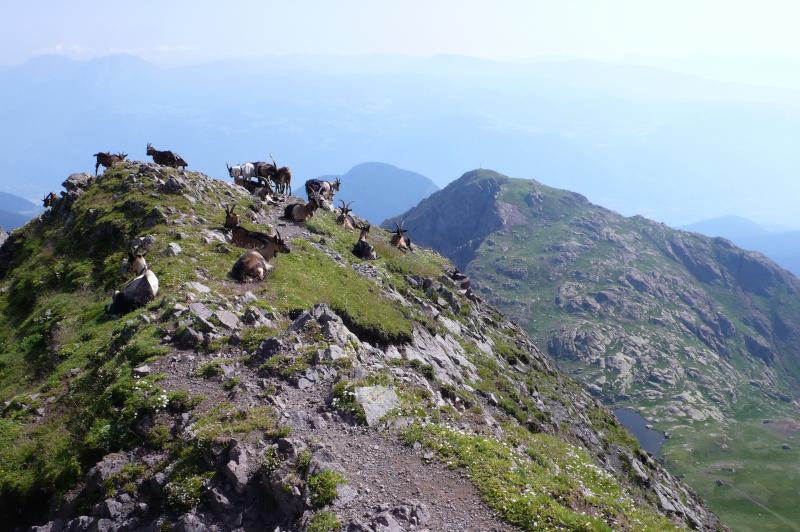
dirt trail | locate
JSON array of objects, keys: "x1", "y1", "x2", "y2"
[{"x1": 280, "y1": 377, "x2": 513, "y2": 531}]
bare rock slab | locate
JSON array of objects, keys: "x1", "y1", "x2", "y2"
[{"x1": 354, "y1": 386, "x2": 400, "y2": 426}]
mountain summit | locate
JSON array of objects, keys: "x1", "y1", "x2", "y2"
[
  {"x1": 387, "y1": 169, "x2": 800, "y2": 530},
  {"x1": 0, "y1": 163, "x2": 720, "y2": 531},
  {"x1": 317, "y1": 162, "x2": 438, "y2": 223}
]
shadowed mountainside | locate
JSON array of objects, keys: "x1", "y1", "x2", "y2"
[{"x1": 387, "y1": 169, "x2": 800, "y2": 531}]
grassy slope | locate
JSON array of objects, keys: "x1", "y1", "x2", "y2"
[
  {"x1": 0, "y1": 163, "x2": 683, "y2": 530},
  {"x1": 460, "y1": 173, "x2": 800, "y2": 531}
]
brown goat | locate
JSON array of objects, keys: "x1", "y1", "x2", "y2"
[
  {"x1": 231, "y1": 250, "x2": 272, "y2": 283},
  {"x1": 352, "y1": 224, "x2": 378, "y2": 260},
  {"x1": 283, "y1": 192, "x2": 320, "y2": 222},
  {"x1": 269, "y1": 154, "x2": 292, "y2": 195},
  {"x1": 42, "y1": 192, "x2": 58, "y2": 209},
  {"x1": 336, "y1": 200, "x2": 356, "y2": 230},
  {"x1": 224, "y1": 205, "x2": 240, "y2": 229},
  {"x1": 93, "y1": 151, "x2": 127, "y2": 175},
  {"x1": 146, "y1": 143, "x2": 187, "y2": 169},
  {"x1": 390, "y1": 222, "x2": 412, "y2": 252},
  {"x1": 306, "y1": 176, "x2": 341, "y2": 201},
  {"x1": 230, "y1": 225, "x2": 290, "y2": 260}
]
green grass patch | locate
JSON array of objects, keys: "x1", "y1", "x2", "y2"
[
  {"x1": 307, "y1": 510, "x2": 341, "y2": 532},
  {"x1": 195, "y1": 359, "x2": 224, "y2": 379},
  {"x1": 308, "y1": 470, "x2": 347, "y2": 508},
  {"x1": 191, "y1": 403, "x2": 289, "y2": 443},
  {"x1": 401, "y1": 422, "x2": 678, "y2": 531},
  {"x1": 266, "y1": 240, "x2": 414, "y2": 345}
]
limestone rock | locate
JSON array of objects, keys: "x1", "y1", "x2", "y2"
[{"x1": 354, "y1": 386, "x2": 400, "y2": 426}]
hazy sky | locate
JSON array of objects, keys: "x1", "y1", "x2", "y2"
[{"x1": 4, "y1": 0, "x2": 800, "y2": 86}]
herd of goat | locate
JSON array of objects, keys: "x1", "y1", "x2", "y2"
[{"x1": 41, "y1": 145, "x2": 414, "y2": 314}]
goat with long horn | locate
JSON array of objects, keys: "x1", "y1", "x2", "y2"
[
  {"x1": 336, "y1": 200, "x2": 356, "y2": 230},
  {"x1": 390, "y1": 221, "x2": 412, "y2": 252},
  {"x1": 269, "y1": 154, "x2": 292, "y2": 195},
  {"x1": 224, "y1": 205, "x2": 240, "y2": 229}
]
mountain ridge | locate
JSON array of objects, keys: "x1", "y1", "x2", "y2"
[{"x1": 0, "y1": 163, "x2": 720, "y2": 530}]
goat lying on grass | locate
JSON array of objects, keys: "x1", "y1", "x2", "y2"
[
  {"x1": 109, "y1": 269, "x2": 159, "y2": 314},
  {"x1": 390, "y1": 221, "x2": 413, "y2": 252},
  {"x1": 224, "y1": 206, "x2": 290, "y2": 259},
  {"x1": 336, "y1": 200, "x2": 356, "y2": 230},
  {"x1": 93, "y1": 152, "x2": 127, "y2": 176},
  {"x1": 229, "y1": 228, "x2": 289, "y2": 282},
  {"x1": 231, "y1": 227, "x2": 290, "y2": 260},
  {"x1": 224, "y1": 205, "x2": 240, "y2": 229},
  {"x1": 284, "y1": 192, "x2": 322, "y2": 222},
  {"x1": 352, "y1": 224, "x2": 377, "y2": 260},
  {"x1": 127, "y1": 250, "x2": 148, "y2": 276},
  {"x1": 231, "y1": 250, "x2": 272, "y2": 282}
]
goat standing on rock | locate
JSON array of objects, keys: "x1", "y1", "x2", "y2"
[
  {"x1": 42, "y1": 192, "x2": 58, "y2": 209},
  {"x1": 353, "y1": 224, "x2": 378, "y2": 260},
  {"x1": 268, "y1": 154, "x2": 292, "y2": 195},
  {"x1": 305, "y1": 176, "x2": 340, "y2": 201},
  {"x1": 93, "y1": 152, "x2": 127, "y2": 176},
  {"x1": 146, "y1": 143, "x2": 187, "y2": 169},
  {"x1": 227, "y1": 162, "x2": 257, "y2": 188}
]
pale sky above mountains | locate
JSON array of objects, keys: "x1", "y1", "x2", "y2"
[{"x1": 4, "y1": 1, "x2": 800, "y2": 88}]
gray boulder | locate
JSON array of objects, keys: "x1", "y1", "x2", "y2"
[
  {"x1": 354, "y1": 386, "x2": 400, "y2": 426},
  {"x1": 63, "y1": 172, "x2": 93, "y2": 193},
  {"x1": 165, "y1": 242, "x2": 182, "y2": 256}
]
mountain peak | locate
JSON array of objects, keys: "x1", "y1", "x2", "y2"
[{"x1": 390, "y1": 169, "x2": 800, "y2": 528}]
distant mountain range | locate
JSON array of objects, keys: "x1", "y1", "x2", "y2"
[
  {"x1": 388, "y1": 170, "x2": 800, "y2": 530},
  {"x1": 682, "y1": 215, "x2": 800, "y2": 275},
  {"x1": 0, "y1": 191, "x2": 39, "y2": 230},
  {"x1": 317, "y1": 162, "x2": 438, "y2": 223}
]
